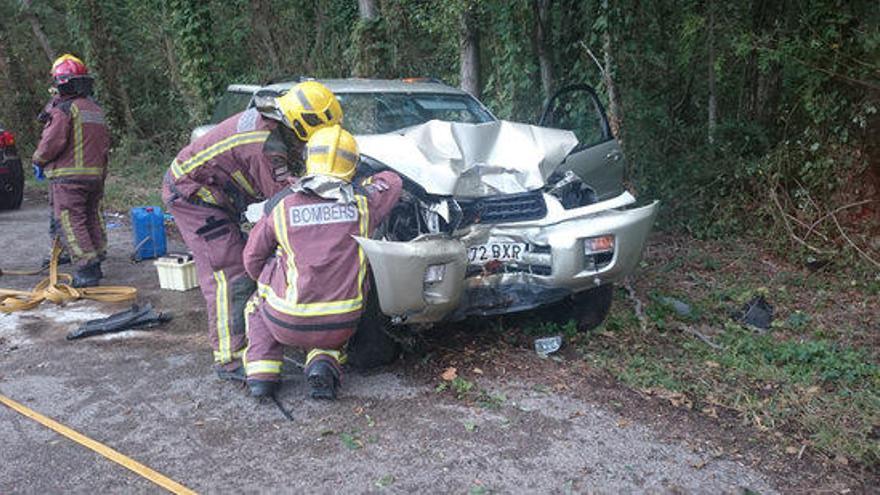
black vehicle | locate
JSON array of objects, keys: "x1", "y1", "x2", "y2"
[{"x1": 0, "y1": 123, "x2": 24, "y2": 210}]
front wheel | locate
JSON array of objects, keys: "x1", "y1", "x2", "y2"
[
  {"x1": 539, "y1": 284, "x2": 614, "y2": 332},
  {"x1": 347, "y1": 277, "x2": 402, "y2": 369}
]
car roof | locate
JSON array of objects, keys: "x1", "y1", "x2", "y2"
[{"x1": 228, "y1": 78, "x2": 471, "y2": 96}]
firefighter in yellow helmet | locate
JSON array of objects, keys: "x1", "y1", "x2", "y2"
[
  {"x1": 162, "y1": 81, "x2": 343, "y2": 381},
  {"x1": 241, "y1": 125, "x2": 402, "y2": 399}
]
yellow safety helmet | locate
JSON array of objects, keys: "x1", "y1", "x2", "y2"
[
  {"x1": 305, "y1": 125, "x2": 359, "y2": 183},
  {"x1": 276, "y1": 81, "x2": 343, "y2": 141}
]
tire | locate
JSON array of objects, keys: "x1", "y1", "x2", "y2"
[
  {"x1": 0, "y1": 159, "x2": 23, "y2": 211},
  {"x1": 539, "y1": 284, "x2": 614, "y2": 332},
  {"x1": 347, "y1": 277, "x2": 402, "y2": 369}
]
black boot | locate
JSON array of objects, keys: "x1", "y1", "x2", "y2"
[
  {"x1": 72, "y1": 261, "x2": 102, "y2": 288},
  {"x1": 41, "y1": 252, "x2": 72, "y2": 269},
  {"x1": 248, "y1": 379, "x2": 279, "y2": 398},
  {"x1": 215, "y1": 364, "x2": 245, "y2": 382},
  {"x1": 306, "y1": 360, "x2": 339, "y2": 400}
]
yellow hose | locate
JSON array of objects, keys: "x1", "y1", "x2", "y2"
[{"x1": 0, "y1": 240, "x2": 137, "y2": 313}]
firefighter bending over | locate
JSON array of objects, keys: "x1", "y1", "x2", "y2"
[
  {"x1": 162, "y1": 81, "x2": 343, "y2": 379},
  {"x1": 241, "y1": 125, "x2": 402, "y2": 399}
]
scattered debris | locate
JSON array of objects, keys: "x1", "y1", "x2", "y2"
[
  {"x1": 735, "y1": 295, "x2": 774, "y2": 331},
  {"x1": 440, "y1": 367, "x2": 458, "y2": 381},
  {"x1": 534, "y1": 335, "x2": 562, "y2": 357},
  {"x1": 66, "y1": 303, "x2": 171, "y2": 340},
  {"x1": 659, "y1": 296, "x2": 692, "y2": 318},
  {"x1": 375, "y1": 474, "x2": 395, "y2": 488},
  {"x1": 624, "y1": 276, "x2": 648, "y2": 332},
  {"x1": 677, "y1": 324, "x2": 724, "y2": 350},
  {"x1": 340, "y1": 432, "x2": 364, "y2": 450}
]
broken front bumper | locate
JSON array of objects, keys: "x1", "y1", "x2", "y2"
[{"x1": 356, "y1": 191, "x2": 659, "y2": 324}]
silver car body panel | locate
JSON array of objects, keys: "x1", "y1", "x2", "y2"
[
  {"x1": 357, "y1": 120, "x2": 578, "y2": 197},
  {"x1": 356, "y1": 191, "x2": 659, "y2": 323}
]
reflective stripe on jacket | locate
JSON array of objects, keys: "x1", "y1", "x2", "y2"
[
  {"x1": 168, "y1": 109, "x2": 301, "y2": 214},
  {"x1": 33, "y1": 96, "x2": 110, "y2": 180},
  {"x1": 242, "y1": 171, "x2": 403, "y2": 330}
]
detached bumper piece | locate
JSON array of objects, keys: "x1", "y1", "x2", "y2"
[{"x1": 66, "y1": 303, "x2": 172, "y2": 340}]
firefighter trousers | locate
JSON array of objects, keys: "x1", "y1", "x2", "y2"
[
  {"x1": 163, "y1": 185, "x2": 255, "y2": 366},
  {"x1": 243, "y1": 298, "x2": 352, "y2": 382},
  {"x1": 50, "y1": 179, "x2": 106, "y2": 267}
]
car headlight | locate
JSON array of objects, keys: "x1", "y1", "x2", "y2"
[{"x1": 424, "y1": 264, "x2": 446, "y2": 284}]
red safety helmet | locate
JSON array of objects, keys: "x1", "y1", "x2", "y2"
[{"x1": 51, "y1": 54, "x2": 88, "y2": 84}]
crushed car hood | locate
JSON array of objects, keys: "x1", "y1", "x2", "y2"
[{"x1": 356, "y1": 120, "x2": 578, "y2": 197}]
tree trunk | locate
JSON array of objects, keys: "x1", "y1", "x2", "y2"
[
  {"x1": 602, "y1": 0, "x2": 622, "y2": 138},
  {"x1": 168, "y1": 0, "x2": 217, "y2": 121},
  {"x1": 250, "y1": 0, "x2": 281, "y2": 78},
  {"x1": 351, "y1": 0, "x2": 386, "y2": 77},
  {"x1": 78, "y1": 0, "x2": 137, "y2": 133},
  {"x1": 21, "y1": 0, "x2": 55, "y2": 63},
  {"x1": 707, "y1": 0, "x2": 717, "y2": 144},
  {"x1": 531, "y1": 0, "x2": 554, "y2": 99},
  {"x1": 357, "y1": 0, "x2": 377, "y2": 20},
  {"x1": 459, "y1": 0, "x2": 480, "y2": 98}
]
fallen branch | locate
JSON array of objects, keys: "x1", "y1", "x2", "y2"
[
  {"x1": 579, "y1": 41, "x2": 606, "y2": 77},
  {"x1": 678, "y1": 324, "x2": 724, "y2": 350},
  {"x1": 623, "y1": 276, "x2": 647, "y2": 333},
  {"x1": 804, "y1": 199, "x2": 875, "y2": 240},
  {"x1": 830, "y1": 211, "x2": 880, "y2": 269},
  {"x1": 768, "y1": 187, "x2": 833, "y2": 255}
]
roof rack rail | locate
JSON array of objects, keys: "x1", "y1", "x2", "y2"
[
  {"x1": 401, "y1": 77, "x2": 448, "y2": 85},
  {"x1": 262, "y1": 75, "x2": 306, "y2": 85}
]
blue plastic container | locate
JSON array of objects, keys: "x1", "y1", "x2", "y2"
[{"x1": 130, "y1": 206, "x2": 167, "y2": 260}]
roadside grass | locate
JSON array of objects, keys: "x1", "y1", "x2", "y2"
[
  {"x1": 102, "y1": 136, "x2": 173, "y2": 212},
  {"x1": 528, "y1": 234, "x2": 879, "y2": 468},
  {"x1": 589, "y1": 235, "x2": 877, "y2": 468}
]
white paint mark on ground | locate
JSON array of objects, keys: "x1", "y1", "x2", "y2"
[{"x1": 0, "y1": 301, "x2": 112, "y2": 346}]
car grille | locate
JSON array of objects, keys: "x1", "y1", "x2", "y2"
[{"x1": 458, "y1": 190, "x2": 547, "y2": 226}]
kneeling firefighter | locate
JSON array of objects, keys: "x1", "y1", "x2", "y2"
[
  {"x1": 32, "y1": 54, "x2": 110, "y2": 287},
  {"x1": 241, "y1": 125, "x2": 402, "y2": 399},
  {"x1": 162, "y1": 81, "x2": 343, "y2": 379}
]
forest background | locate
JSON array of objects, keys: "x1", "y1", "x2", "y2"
[{"x1": 1, "y1": 0, "x2": 877, "y2": 257}]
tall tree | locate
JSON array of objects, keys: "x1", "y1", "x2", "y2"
[
  {"x1": 20, "y1": 0, "x2": 55, "y2": 63},
  {"x1": 250, "y1": 0, "x2": 281, "y2": 78},
  {"x1": 601, "y1": 0, "x2": 622, "y2": 137},
  {"x1": 459, "y1": 0, "x2": 481, "y2": 98},
  {"x1": 706, "y1": 0, "x2": 717, "y2": 144},
  {"x1": 350, "y1": 0, "x2": 388, "y2": 77},
  {"x1": 530, "y1": 0, "x2": 554, "y2": 99},
  {"x1": 70, "y1": 0, "x2": 137, "y2": 133},
  {"x1": 167, "y1": 0, "x2": 217, "y2": 122}
]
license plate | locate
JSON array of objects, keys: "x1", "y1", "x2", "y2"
[{"x1": 467, "y1": 242, "x2": 526, "y2": 264}]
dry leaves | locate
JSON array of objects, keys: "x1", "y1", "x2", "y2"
[{"x1": 441, "y1": 367, "x2": 458, "y2": 381}]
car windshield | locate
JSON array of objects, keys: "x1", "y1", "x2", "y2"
[
  {"x1": 211, "y1": 92, "x2": 254, "y2": 124},
  {"x1": 336, "y1": 92, "x2": 494, "y2": 135}
]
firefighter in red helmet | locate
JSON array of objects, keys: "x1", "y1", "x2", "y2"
[{"x1": 33, "y1": 54, "x2": 111, "y2": 287}]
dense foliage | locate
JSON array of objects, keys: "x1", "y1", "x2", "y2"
[{"x1": 1, "y1": 0, "x2": 877, "y2": 254}]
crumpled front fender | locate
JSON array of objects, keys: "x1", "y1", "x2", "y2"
[{"x1": 354, "y1": 236, "x2": 468, "y2": 323}]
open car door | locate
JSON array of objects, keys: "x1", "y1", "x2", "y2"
[{"x1": 539, "y1": 84, "x2": 625, "y2": 200}]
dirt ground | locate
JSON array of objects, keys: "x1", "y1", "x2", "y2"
[{"x1": 0, "y1": 192, "x2": 868, "y2": 494}]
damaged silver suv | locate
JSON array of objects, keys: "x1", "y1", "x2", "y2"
[{"x1": 197, "y1": 78, "x2": 659, "y2": 367}]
